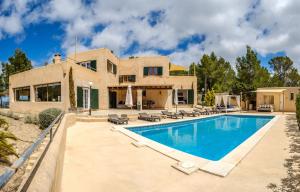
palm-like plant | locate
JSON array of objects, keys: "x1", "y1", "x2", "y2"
[{"x1": 0, "y1": 131, "x2": 18, "y2": 165}]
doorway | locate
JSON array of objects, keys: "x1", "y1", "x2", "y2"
[
  {"x1": 109, "y1": 91, "x2": 117, "y2": 108},
  {"x1": 83, "y1": 88, "x2": 90, "y2": 109}
]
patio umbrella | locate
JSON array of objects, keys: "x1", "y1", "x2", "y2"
[
  {"x1": 125, "y1": 85, "x2": 133, "y2": 109},
  {"x1": 174, "y1": 88, "x2": 178, "y2": 113}
]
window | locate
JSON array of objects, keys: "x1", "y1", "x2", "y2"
[
  {"x1": 14, "y1": 86, "x2": 30, "y2": 101},
  {"x1": 143, "y1": 67, "x2": 163, "y2": 76},
  {"x1": 35, "y1": 83, "x2": 61, "y2": 102},
  {"x1": 77, "y1": 60, "x2": 97, "y2": 71},
  {"x1": 107, "y1": 60, "x2": 117, "y2": 74},
  {"x1": 263, "y1": 95, "x2": 274, "y2": 104},
  {"x1": 119, "y1": 75, "x2": 136, "y2": 83},
  {"x1": 290, "y1": 93, "x2": 294, "y2": 101}
]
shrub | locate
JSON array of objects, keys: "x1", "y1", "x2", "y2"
[
  {"x1": 38, "y1": 108, "x2": 62, "y2": 129},
  {"x1": 12, "y1": 114, "x2": 20, "y2": 120},
  {"x1": 24, "y1": 115, "x2": 39, "y2": 125},
  {"x1": 204, "y1": 89, "x2": 215, "y2": 106},
  {"x1": 296, "y1": 94, "x2": 300, "y2": 130},
  {"x1": 7, "y1": 111, "x2": 13, "y2": 118},
  {"x1": 0, "y1": 118, "x2": 9, "y2": 130}
]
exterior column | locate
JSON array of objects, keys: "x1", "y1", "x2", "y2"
[
  {"x1": 137, "y1": 89, "x2": 143, "y2": 110},
  {"x1": 165, "y1": 89, "x2": 173, "y2": 109},
  {"x1": 30, "y1": 85, "x2": 35, "y2": 102}
]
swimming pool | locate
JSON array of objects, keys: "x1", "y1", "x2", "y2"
[{"x1": 128, "y1": 115, "x2": 274, "y2": 161}]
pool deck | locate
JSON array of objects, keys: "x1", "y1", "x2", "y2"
[{"x1": 61, "y1": 113, "x2": 290, "y2": 192}]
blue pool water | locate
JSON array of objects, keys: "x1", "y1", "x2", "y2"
[{"x1": 128, "y1": 115, "x2": 274, "y2": 161}]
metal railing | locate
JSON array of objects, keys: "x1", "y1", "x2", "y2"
[{"x1": 0, "y1": 112, "x2": 64, "y2": 189}]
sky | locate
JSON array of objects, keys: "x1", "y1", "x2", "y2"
[{"x1": 0, "y1": 0, "x2": 299, "y2": 70}]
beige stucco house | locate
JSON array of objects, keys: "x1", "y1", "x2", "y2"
[
  {"x1": 9, "y1": 48, "x2": 197, "y2": 113},
  {"x1": 256, "y1": 87, "x2": 299, "y2": 112}
]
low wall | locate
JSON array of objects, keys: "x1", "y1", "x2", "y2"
[{"x1": 26, "y1": 113, "x2": 76, "y2": 192}]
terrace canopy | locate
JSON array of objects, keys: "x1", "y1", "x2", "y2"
[{"x1": 215, "y1": 94, "x2": 241, "y2": 112}]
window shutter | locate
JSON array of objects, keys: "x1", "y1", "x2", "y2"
[
  {"x1": 77, "y1": 87, "x2": 83, "y2": 108},
  {"x1": 90, "y1": 60, "x2": 97, "y2": 71},
  {"x1": 132, "y1": 75, "x2": 136, "y2": 82},
  {"x1": 119, "y1": 76, "x2": 123, "y2": 83},
  {"x1": 158, "y1": 67, "x2": 163, "y2": 75},
  {"x1": 188, "y1": 89, "x2": 194, "y2": 104},
  {"x1": 144, "y1": 67, "x2": 149, "y2": 76},
  {"x1": 90, "y1": 89, "x2": 99, "y2": 109}
]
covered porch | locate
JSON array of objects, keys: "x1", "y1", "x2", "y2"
[{"x1": 108, "y1": 85, "x2": 173, "y2": 110}]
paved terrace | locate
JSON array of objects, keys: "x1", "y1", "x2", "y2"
[{"x1": 60, "y1": 113, "x2": 290, "y2": 192}]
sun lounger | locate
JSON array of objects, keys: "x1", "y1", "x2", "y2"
[
  {"x1": 179, "y1": 110, "x2": 198, "y2": 117},
  {"x1": 161, "y1": 111, "x2": 183, "y2": 119},
  {"x1": 121, "y1": 114, "x2": 129, "y2": 121},
  {"x1": 257, "y1": 104, "x2": 273, "y2": 112},
  {"x1": 193, "y1": 108, "x2": 208, "y2": 115},
  {"x1": 138, "y1": 113, "x2": 161, "y2": 122},
  {"x1": 108, "y1": 114, "x2": 128, "y2": 124}
]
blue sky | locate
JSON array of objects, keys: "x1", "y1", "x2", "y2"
[{"x1": 0, "y1": 0, "x2": 298, "y2": 69}]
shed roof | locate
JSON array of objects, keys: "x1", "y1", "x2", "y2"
[{"x1": 256, "y1": 89, "x2": 286, "y2": 93}]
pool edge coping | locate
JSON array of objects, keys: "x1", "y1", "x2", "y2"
[{"x1": 115, "y1": 113, "x2": 280, "y2": 177}]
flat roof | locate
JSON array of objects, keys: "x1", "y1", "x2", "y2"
[{"x1": 255, "y1": 89, "x2": 286, "y2": 93}]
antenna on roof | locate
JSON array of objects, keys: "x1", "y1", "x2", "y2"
[{"x1": 74, "y1": 35, "x2": 77, "y2": 62}]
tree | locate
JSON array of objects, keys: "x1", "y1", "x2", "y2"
[
  {"x1": 69, "y1": 67, "x2": 76, "y2": 110},
  {"x1": 0, "y1": 49, "x2": 32, "y2": 90},
  {"x1": 268, "y1": 56, "x2": 300, "y2": 87},
  {"x1": 235, "y1": 46, "x2": 270, "y2": 99},
  {"x1": 269, "y1": 56, "x2": 294, "y2": 86},
  {"x1": 286, "y1": 68, "x2": 300, "y2": 86},
  {"x1": 196, "y1": 52, "x2": 235, "y2": 93}
]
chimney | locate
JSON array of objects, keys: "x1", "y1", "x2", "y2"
[{"x1": 53, "y1": 53, "x2": 61, "y2": 64}]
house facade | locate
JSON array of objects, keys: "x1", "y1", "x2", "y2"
[
  {"x1": 256, "y1": 87, "x2": 299, "y2": 112},
  {"x1": 9, "y1": 48, "x2": 197, "y2": 113}
]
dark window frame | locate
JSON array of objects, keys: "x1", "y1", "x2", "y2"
[
  {"x1": 76, "y1": 60, "x2": 97, "y2": 71},
  {"x1": 290, "y1": 93, "x2": 294, "y2": 101},
  {"x1": 119, "y1": 75, "x2": 136, "y2": 83},
  {"x1": 35, "y1": 82, "x2": 62, "y2": 102},
  {"x1": 107, "y1": 60, "x2": 117, "y2": 75},
  {"x1": 143, "y1": 66, "x2": 163, "y2": 76},
  {"x1": 14, "y1": 86, "x2": 31, "y2": 102}
]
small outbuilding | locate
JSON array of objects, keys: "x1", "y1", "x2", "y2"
[{"x1": 256, "y1": 87, "x2": 299, "y2": 112}]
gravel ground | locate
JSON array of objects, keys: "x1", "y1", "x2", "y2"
[{"x1": 0, "y1": 115, "x2": 41, "y2": 192}]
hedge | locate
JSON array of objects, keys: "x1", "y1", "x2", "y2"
[
  {"x1": 38, "y1": 108, "x2": 62, "y2": 129},
  {"x1": 296, "y1": 94, "x2": 300, "y2": 130}
]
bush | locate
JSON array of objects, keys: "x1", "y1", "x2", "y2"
[
  {"x1": 0, "y1": 118, "x2": 9, "y2": 130},
  {"x1": 24, "y1": 115, "x2": 39, "y2": 125},
  {"x1": 38, "y1": 108, "x2": 62, "y2": 129},
  {"x1": 204, "y1": 89, "x2": 215, "y2": 106},
  {"x1": 296, "y1": 94, "x2": 300, "y2": 130}
]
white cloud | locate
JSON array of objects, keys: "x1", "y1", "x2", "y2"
[{"x1": 1, "y1": 0, "x2": 300, "y2": 70}]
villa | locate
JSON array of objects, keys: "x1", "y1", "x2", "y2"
[{"x1": 9, "y1": 48, "x2": 197, "y2": 113}]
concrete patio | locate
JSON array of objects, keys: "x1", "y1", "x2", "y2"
[{"x1": 60, "y1": 113, "x2": 290, "y2": 192}]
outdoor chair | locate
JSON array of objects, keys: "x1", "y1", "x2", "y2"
[
  {"x1": 121, "y1": 114, "x2": 129, "y2": 121},
  {"x1": 179, "y1": 110, "x2": 198, "y2": 117},
  {"x1": 138, "y1": 113, "x2": 161, "y2": 122},
  {"x1": 108, "y1": 114, "x2": 128, "y2": 124},
  {"x1": 193, "y1": 108, "x2": 209, "y2": 115},
  {"x1": 161, "y1": 111, "x2": 183, "y2": 119}
]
